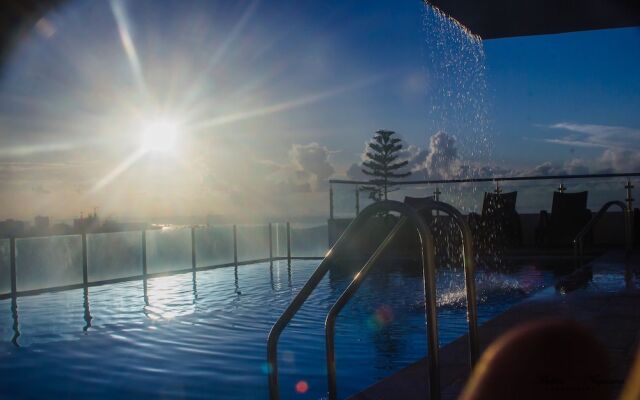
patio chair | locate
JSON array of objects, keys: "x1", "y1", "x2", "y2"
[
  {"x1": 403, "y1": 195, "x2": 462, "y2": 266},
  {"x1": 535, "y1": 191, "x2": 592, "y2": 247},
  {"x1": 403, "y1": 196, "x2": 435, "y2": 216},
  {"x1": 468, "y1": 191, "x2": 523, "y2": 256}
]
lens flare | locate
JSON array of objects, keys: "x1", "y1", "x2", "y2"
[{"x1": 295, "y1": 380, "x2": 308, "y2": 394}]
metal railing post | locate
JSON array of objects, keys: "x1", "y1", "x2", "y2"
[
  {"x1": 81, "y1": 233, "x2": 88, "y2": 285},
  {"x1": 233, "y1": 225, "x2": 238, "y2": 267},
  {"x1": 10, "y1": 237, "x2": 17, "y2": 296},
  {"x1": 329, "y1": 183, "x2": 334, "y2": 221},
  {"x1": 494, "y1": 180, "x2": 502, "y2": 194},
  {"x1": 355, "y1": 185, "x2": 360, "y2": 216},
  {"x1": 191, "y1": 226, "x2": 197, "y2": 270},
  {"x1": 268, "y1": 223, "x2": 273, "y2": 265},
  {"x1": 558, "y1": 182, "x2": 567, "y2": 193},
  {"x1": 626, "y1": 179, "x2": 635, "y2": 247},
  {"x1": 434, "y1": 187, "x2": 441, "y2": 201},
  {"x1": 286, "y1": 222, "x2": 291, "y2": 266},
  {"x1": 141, "y1": 230, "x2": 147, "y2": 276}
]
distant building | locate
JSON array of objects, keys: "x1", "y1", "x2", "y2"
[
  {"x1": 50, "y1": 223, "x2": 72, "y2": 235},
  {"x1": 0, "y1": 219, "x2": 26, "y2": 237},
  {"x1": 33, "y1": 215, "x2": 50, "y2": 234},
  {"x1": 73, "y1": 211, "x2": 100, "y2": 233}
]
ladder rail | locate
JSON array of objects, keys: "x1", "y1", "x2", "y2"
[
  {"x1": 266, "y1": 201, "x2": 417, "y2": 399},
  {"x1": 573, "y1": 200, "x2": 631, "y2": 261},
  {"x1": 267, "y1": 200, "x2": 478, "y2": 400},
  {"x1": 325, "y1": 200, "x2": 478, "y2": 400}
]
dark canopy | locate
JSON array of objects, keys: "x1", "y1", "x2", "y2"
[{"x1": 426, "y1": 0, "x2": 640, "y2": 39}]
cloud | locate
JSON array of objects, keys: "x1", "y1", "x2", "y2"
[
  {"x1": 288, "y1": 142, "x2": 335, "y2": 190},
  {"x1": 598, "y1": 148, "x2": 640, "y2": 173},
  {"x1": 543, "y1": 122, "x2": 640, "y2": 150},
  {"x1": 346, "y1": 162, "x2": 366, "y2": 181},
  {"x1": 521, "y1": 122, "x2": 640, "y2": 176},
  {"x1": 422, "y1": 131, "x2": 458, "y2": 178}
]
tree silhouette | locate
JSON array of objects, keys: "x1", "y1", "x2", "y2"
[{"x1": 361, "y1": 129, "x2": 411, "y2": 201}]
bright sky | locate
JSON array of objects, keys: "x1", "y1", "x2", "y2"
[{"x1": 0, "y1": 0, "x2": 638, "y2": 221}]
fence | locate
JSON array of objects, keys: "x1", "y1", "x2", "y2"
[
  {"x1": 0, "y1": 222, "x2": 328, "y2": 299},
  {"x1": 329, "y1": 172, "x2": 639, "y2": 219}
]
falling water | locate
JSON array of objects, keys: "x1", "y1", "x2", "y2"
[
  {"x1": 421, "y1": 4, "x2": 492, "y2": 213},
  {"x1": 419, "y1": 4, "x2": 511, "y2": 281}
]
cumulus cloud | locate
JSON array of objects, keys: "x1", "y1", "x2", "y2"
[
  {"x1": 288, "y1": 142, "x2": 335, "y2": 190},
  {"x1": 598, "y1": 148, "x2": 640, "y2": 173},
  {"x1": 422, "y1": 131, "x2": 459, "y2": 178}
]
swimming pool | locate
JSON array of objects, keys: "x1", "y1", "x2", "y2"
[{"x1": 0, "y1": 260, "x2": 553, "y2": 399}]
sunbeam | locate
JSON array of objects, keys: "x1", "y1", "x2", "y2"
[
  {"x1": 90, "y1": 147, "x2": 146, "y2": 193},
  {"x1": 190, "y1": 75, "x2": 385, "y2": 131},
  {"x1": 179, "y1": 0, "x2": 260, "y2": 110},
  {"x1": 110, "y1": 0, "x2": 149, "y2": 99}
]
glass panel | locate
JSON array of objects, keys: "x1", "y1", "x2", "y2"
[
  {"x1": 291, "y1": 224, "x2": 328, "y2": 257},
  {"x1": 333, "y1": 184, "x2": 357, "y2": 218},
  {"x1": 16, "y1": 235, "x2": 83, "y2": 292},
  {"x1": 271, "y1": 222, "x2": 288, "y2": 259},
  {"x1": 146, "y1": 228, "x2": 191, "y2": 274},
  {"x1": 0, "y1": 239, "x2": 9, "y2": 295},
  {"x1": 195, "y1": 225, "x2": 234, "y2": 267},
  {"x1": 88, "y1": 231, "x2": 142, "y2": 282},
  {"x1": 235, "y1": 225, "x2": 269, "y2": 262}
]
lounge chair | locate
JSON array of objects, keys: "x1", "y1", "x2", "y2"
[
  {"x1": 403, "y1": 195, "x2": 462, "y2": 266},
  {"x1": 468, "y1": 191, "x2": 523, "y2": 258},
  {"x1": 535, "y1": 191, "x2": 592, "y2": 247}
]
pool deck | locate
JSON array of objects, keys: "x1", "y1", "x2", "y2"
[{"x1": 349, "y1": 250, "x2": 640, "y2": 400}]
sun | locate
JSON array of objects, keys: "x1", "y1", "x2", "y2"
[{"x1": 139, "y1": 116, "x2": 182, "y2": 153}]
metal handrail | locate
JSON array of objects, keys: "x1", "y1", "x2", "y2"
[
  {"x1": 325, "y1": 200, "x2": 478, "y2": 400},
  {"x1": 573, "y1": 200, "x2": 632, "y2": 261},
  {"x1": 329, "y1": 172, "x2": 640, "y2": 186},
  {"x1": 267, "y1": 201, "x2": 440, "y2": 400}
]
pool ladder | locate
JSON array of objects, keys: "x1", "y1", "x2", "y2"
[
  {"x1": 574, "y1": 200, "x2": 634, "y2": 264},
  {"x1": 267, "y1": 200, "x2": 479, "y2": 400}
]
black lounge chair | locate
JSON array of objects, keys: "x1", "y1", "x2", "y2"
[
  {"x1": 403, "y1": 196, "x2": 435, "y2": 215},
  {"x1": 403, "y1": 195, "x2": 462, "y2": 266},
  {"x1": 468, "y1": 191, "x2": 523, "y2": 256},
  {"x1": 535, "y1": 191, "x2": 592, "y2": 247}
]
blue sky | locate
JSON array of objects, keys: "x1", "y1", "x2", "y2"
[{"x1": 0, "y1": 0, "x2": 638, "y2": 220}]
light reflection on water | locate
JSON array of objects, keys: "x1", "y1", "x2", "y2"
[{"x1": 0, "y1": 260, "x2": 551, "y2": 399}]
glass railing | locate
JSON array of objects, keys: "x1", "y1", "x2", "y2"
[
  {"x1": 195, "y1": 225, "x2": 234, "y2": 268},
  {"x1": 0, "y1": 239, "x2": 10, "y2": 294},
  {"x1": 329, "y1": 172, "x2": 638, "y2": 219},
  {"x1": 15, "y1": 235, "x2": 83, "y2": 292},
  {"x1": 146, "y1": 228, "x2": 192, "y2": 274},
  {"x1": 87, "y1": 231, "x2": 143, "y2": 282},
  {"x1": 0, "y1": 222, "x2": 328, "y2": 298}
]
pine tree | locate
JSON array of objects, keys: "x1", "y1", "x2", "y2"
[{"x1": 361, "y1": 130, "x2": 411, "y2": 201}]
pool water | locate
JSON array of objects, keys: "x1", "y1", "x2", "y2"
[{"x1": 0, "y1": 260, "x2": 552, "y2": 399}]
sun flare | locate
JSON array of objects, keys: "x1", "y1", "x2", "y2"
[{"x1": 139, "y1": 117, "x2": 182, "y2": 153}]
